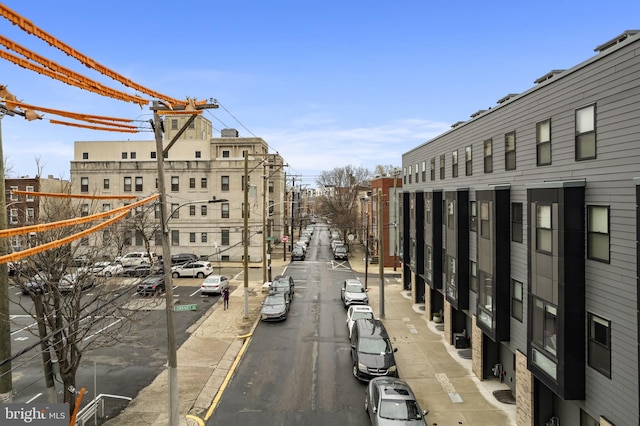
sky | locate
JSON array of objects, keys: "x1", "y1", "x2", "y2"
[{"x1": 1, "y1": 1, "x2": 639, "y2": 187}]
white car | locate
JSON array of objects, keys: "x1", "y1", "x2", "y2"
[
  {"x1": 346, "y1": 305, "x2": 375, "y2": 338},
  {"x1": 200, "y1": 275, "x2": 230, "y2": 295},
  {"x1": 81, "y1": 261, "x2": 123, "y2": 277},
  {"x1": 171, "y1": 261, "x2": 213, "y2": 278},
  {"x1": 115, "y1": 252, "x2": 158, "y2": 267}
]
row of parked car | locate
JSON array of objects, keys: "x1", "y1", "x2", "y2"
[
  {"x1": 260, "y1": 275, "x2": 295, "y2": 321},
  {"x1": 340, "y1": 278, "x2": 429, "y2": 424}
]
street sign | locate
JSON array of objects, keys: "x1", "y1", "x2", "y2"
[
  {"x1": 282, "y1": 236, "x2": 288, "y2": 243},
  {"x1": 174, "y1": 304, "x2": 197, "y2": 312}
]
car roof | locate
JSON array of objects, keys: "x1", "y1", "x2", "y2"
[
  {"x1": 350, "y1": 305, "x2": 373, "y2": 312},
  {"x1": 354, "y1": 318, "x2": 389, "y2": 338},
  {"x1": 371, "y1": 378, "x2": 417, "y2": 400}
]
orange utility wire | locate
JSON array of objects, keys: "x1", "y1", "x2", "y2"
[
  {"x1": 49, "y1": 119, "x2": 139, "y2": 133},
  {"x1": 0, "y1": 3, "x2": 204, "y2": 107},
  {"x1": 11, "y1": 190, "x2": 138, "y2": 200},
  {"x1": 5, "y1": 100, "x2": 135, "y2": 123},
  {"x1": 157, "y1": 109, "x2": 203, "y2": 115},
  {"x1": 0, "y1": 194, "x2": 158, "y2": 239}
]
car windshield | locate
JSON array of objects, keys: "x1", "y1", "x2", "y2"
[
  {"x1": 207, "y1": 277, "x2": 221, "y2": 283},
  {"x1": 346, "y1": 284, "x2": 364, "y2": 293},
  {"x1": 358, "y1": 337, "x2": 393, "y2": 354},
  {"x1": 378, "y1": 399, "x2": 423, "y2": 421},
  {"x1": 272, "y1": 281, "x2": 288, "y2": 289},
  {"x1": 336, "y1": 247, "x2": 346, "y2": 252},
  {"x1": 264, "y1": 297, "x2": 285, "y2": 307},
  {"x1": 351, "y1": 311, "x2": 374, "y2": 321}
]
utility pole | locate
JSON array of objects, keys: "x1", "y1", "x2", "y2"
[
  {"x1": 378, "y1": 188, "x2": 385, "y2": 319},
  {"x1": 262, "y1": 163, "x2": 267, "y2": 285},
  {"x1": 393, "y1": 169, "x2": 399, "y2": 271},
  {"x1": 0, "y1": 109, "x2": 12, "y2": 403},
  {"x1": 283, "y1": 172, "x2": 287, "y2": 262},
  {"x1": 243, "y1": 153, "x2": 249, "y2": 318}
]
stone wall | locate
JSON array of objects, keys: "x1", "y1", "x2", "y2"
[{"x1": 515, "y1": 349, "x2": 533, "y2": 426}]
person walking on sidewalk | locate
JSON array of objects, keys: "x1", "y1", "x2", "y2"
[{"x1": 222, "y1": 286, "x2": 230, "y2": 310}]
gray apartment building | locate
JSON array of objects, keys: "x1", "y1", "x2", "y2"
[{"x1": 400, "y1": 30, "x2": 640, "y2": 426}]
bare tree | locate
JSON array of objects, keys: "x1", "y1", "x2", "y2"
[{"x1": 373, "y1": 164, "x2": 400, "y2": 177}]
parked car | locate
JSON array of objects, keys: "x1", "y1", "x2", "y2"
[
  {"x1": 93, "y1": 262, "x2": 123, "y2": 277},
  {"x1": 58, "y1": 272, "x2": 95, "y2": 293},
  {"x1": 291, "y1": 246, "x2": 306, "y2": 261},
  {"x1": 21, "y1": 274, "x2": 49, "y2": 295},
  {"x1": 122, "y1": 264, "x2": 163, "y2": 277},
  {"x1": 271, "y1": 275, "x2": 294, "y2": 298},
  {"x1": 346, "y1": 305, "x2": 375, "y2": 338},
  {"x1": 171, "y1": 253, "x2": 198, "y2": 265},
  {"x1": 260, "y1": 291, "x2": 290, "y2": 322},
  {"x1": 334, "y1": 245, "x2": 348, "y2": 260},
  {"x1": 71, "y1": 255, "x2": 91, "y2": 267},
  {"x1": 341, "y1": 279, "x2": 369, "y2": 307},
  {"x1": 365, "y1": 377, "x2": 429, "y2": 424},
  {"x1": 200, "y1": 275, "x2": 230, "y2": 295},
  {"x1": 136, "y1": 274, "x2": 165, "y2": 296},
  {"x1": 351, "y1": 318, "x2": 398, "y2": 381},
  {"x1": 171, "y1": 261, "x2": 213, "y2": 278},
  {"x1": 115, "y1": 251, "x2": 158, "y2": 267}
]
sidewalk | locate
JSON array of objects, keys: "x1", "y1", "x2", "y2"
[{"x1": 104, "y1": 245, "x2": 516, "y2": 425}]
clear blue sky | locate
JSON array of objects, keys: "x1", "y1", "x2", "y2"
[{"x1": 1, "y1": 1, "x2": 638, "y2": 185}]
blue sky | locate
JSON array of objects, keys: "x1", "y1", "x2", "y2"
[{"x1": 1, "y1": 1, "x2": 639, "y2": 186}]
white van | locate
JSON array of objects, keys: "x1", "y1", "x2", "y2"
[{"x1": 115, "y1": 252, "x2": 158, "y2": 267}]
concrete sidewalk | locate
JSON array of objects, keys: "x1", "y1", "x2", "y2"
[{"x1": 104, "y1": 245, "x2": 516, "y2": 425}]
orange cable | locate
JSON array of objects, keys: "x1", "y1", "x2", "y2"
[
  {"x1": 49, "y1": 119, "x2": 139, "y2": 133},
  {"x1": 5, "y1": 100, "x2": 135, "y2": 123}
]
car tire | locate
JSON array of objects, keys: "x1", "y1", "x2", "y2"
[
  {"x1": 196, "y1": 272, "x2": 205, "y2": 278},
  {"x1": 364, "y1": 395, "x2": 369, "y2": 413},
  {"x1": 172, "y1": 272, "x2": 179, "y2": 278},
  {"x1": 352, "y1": 364, "x2": 359, "y2": 379}
]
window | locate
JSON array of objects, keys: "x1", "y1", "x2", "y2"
[
  {"x1": 425, "y1": 199, "x2": 431, "y2": 224},
  {"x1": 130, "y1": 152, "x2": 136, "y2": 159},
  {"x1": 505, "y1": 132, "x2": 516, "y2": 170},
  {"x1": 511, "y1": 280, "x2": 523, "y2": 322},
  {"x1": 480, "y1": 201, "x2": 490, "y2": 239},
  {"x1": 189, "y1": 178, "x2": 196, "y2": 189},
  {"x1": 190, "y1": 232, "x2": 196, "y2": 243},
  {"x1": 123, "y1": 177, "x2": 132, "y2": 192},
  {"x1": 155, "y1": 204, "x2": 161, "y2": 219},
  {"x1": 221, "y1": 229, "x2": 230, "y2": 245},
  {"x1": 124, "y1": 230, "x2": 132, "y2": 246},
  {"x1": 81, "y1": 204, "x2": 89, "y2": 217},
  {"x1": 103, "y1": 178, "x2": 110, "y2": 190},
  {"x1": 9, "y1": 209, "x2": 17, "y2": 224},
  {"x1": 171, "y1": 230, "x2": 180, "y2": 246},
  {"x1": 446, "y1": 200, "x2": 455, "y2": 230},
  {"x1": 576, "y1": 104, "x2": 596, "y2": 160},
  {"x1": 221, "y1": 203, "x2": 229, "y2": 218},
  {"x1": 446, "y1": 255, "x2": 457, "y2": 300},
  {"x1": 171, "y1": 176, "x2": 179, "y2": 191},
  {"x1": 135, "y1": 177, "x2": 143, "y2": 192},
  {"x1": 451, "y1": 150, "x2": 458, "y2": 178},
  {"x1": 222, "y1": 150, "x2": 230, "y2": 158},
  {"x1": 512, "y1": 203, "x2": 523, "y2": 243},
  {"x1": 439, "y1": 155, "x2": 445, "y2": 180},
  {"x1": 269, "y1": 200, "x2": 275, "y2": 215},
  {"x1": 415, "y1": 163, "x2": 419, "y2": 183},
  {"x1": 201, "y1": 233, "x2": 207, "y2": 243},
  {"x1": 588, "y1": 313, "x2": 611, "y2": 377},
  {"x1": 135, "y1": 230, "x2": 143, "y2": 246},
  {"x1": 151, "y1": 151, "x2": 157, "y2": 159},
  {"x1": 532, "y1": 298, "x2": 557, "y2": 356},
  {"x1": 102, "y1": 203, "x2": 111, "y2": 212},
  {"x1": 171, "y1": 119, "x2": 178, "y2": 130},
  {"x1": 188, "y1": 121, "x2": 195, "y2": 129},
  {"x1": 483, "y1": 139, "x2": 493, "y2": 173},
  {"x1": 422, "y1": 161, "x2": 427, "y2": 182},
  {"x1": 154, "y1": 230, "x2": 162, "y2": 246},
  {"x1": 80, "y1": 177, "x2": 89, "y2": 193},
  {"x1": 189, "y1": 205, "x2": 196, "y2": 216},
  {"x1": 195, "y1": 151, "x2": 201, "y2": 158},
  {"x1": 430, "y1": 158, "x2": 435, "y2": 181},
  {"x1": 470, "y1": 261, "x2": 477, "y2": 292},
  {"x1": 469, "y1": 201, "x2": 477, "y2": 232},
  {"x1": 25, "y1": 186, "x2": 34, "y2": 201},
  {"x1": 121, "y1": 152, "x2": 128, "y2": 159},
  {"x1": 587, "y1": 206, "x2": 609, "y2": 262},
  {"x1": 201, "y1": 205, "x2": 207, "y2": 216},
  {"x1": 171, "y1": 203, "x2": 179, "y2": 219},
  {"x1": 82, "y1": 152, "x2": 89, "y2": 160},
  {"x1": 201, "y1": 178, "x2": 207, "y2": 189},
  {"x1": 269, "y1": 181, "x2": 274, "y2": 193},
  {"x1": 26, "y1": 208, "x2": 34, "y2": 223},
  {"x1": 536, "y1": 205, "x2": 552, "y2": 253},
  {"x1": 465, "y1": 146, "x2": 472, "y2": 176},
  {"x1": 536, "y1": 119, "x2": 551, "y2": 166},
  {"x1": 425, "y1": 245, "x2": 432, "y2": 280},
  {"x1": 221, "y1": 176, "x2": 229, "y2": 191},
  {"x1": 9, "y1": 186, "x2": 18, "y2": 201}
]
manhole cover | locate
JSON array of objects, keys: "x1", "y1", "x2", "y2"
[{"x1": 493, "y1": 389, "x2": 516, "y2": 405}]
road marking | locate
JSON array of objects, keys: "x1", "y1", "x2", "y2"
[{"x1": 435, "y1": 372, "x2": 462, "y2": 402}]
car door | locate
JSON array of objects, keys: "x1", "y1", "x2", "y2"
[
  {"x1": 341, "y1": 281, "x2": 346, "y2": 301},
  {"x1": 368, "y1": 383, "x2": 380, "y2": 425}
]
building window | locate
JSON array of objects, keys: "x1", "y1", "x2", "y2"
[
  {"x1": 80, "y1": 177, "x2": 89, "y2": 193},
  {"x1": 171, "y1": 119, "x2": 178, "y2": 130},
  {"x1": 151, "y1": 151, "x2": 157, "y2": 159},
  {"x1": 505, "y1": 132, "x2": 516, "y2": 170},
  {"x1": 189, "y1": 205, "x2": 196, "y2": 216},
  {"x1": 189, "y1": 178, "x2": 196, "y2": 189},
  {"x1": 102, "y1": 203, "x2": 111, "y2": 212},
  {"x1": 222, "y1": 150, "x2": 230, "y2": 158},
  {"x1": 121, "y1": 152, "x2": 127, "y2": 159},
  {"x1": 587, "y1": 205, "x2": 609, "y2": 262},
  {"x1": 470, "y1": 261, "x2": 477, "y2": 292},
  {"x1": 188, "y1": 121, "x2": 195, "y2": 129},
  {"x1": 201, "y1": 178, "x2": 207, "y2": 189},
  {"x1": 9, "y1": 209, "x2": 18, "y2": 224},
  {"x1": 171, "y1": 230, "x2": 179, "y2": 246},
  {"x1": 452, "y1": 150, "x2": 458, "y2": 178},
  {"x1": 221, "y1": 203, "x2": 229, "y2": 219},
  {"x1": 123, "y1": 177, "x2": 132, "y2": 192},
  {"x1": 82, "y1": 152, "x2": 89, "y2": 160},
  {"x1": 221, "y1": 229, "x2": 230, "y2": 245},
  {"x1": 155, "y1": 178, "x2": 158, "y2": 189},
  {"x1": 81, "y1": 204, "x2": 89, "y2": 217},
  {"x1": 154, "y1": 230, "x2": 162, "y2": 246},
  {"x1": 446, "y1": 200, "x2": 455, "y2": 230},
  {"x1": 536, "y1": 205, "x2": 552, "y2": 253},
  {"x1": 576, "y1": 104, "x2": 596, "y2": 160},
  {"x1": 425, "y1": 245, "x2": 432, "y2": 281},
  {"x1": 25, "y1": 186, "x2": 34, "y2": 201},
  {"x1": 155, "y1": 204, "x2": 161, "y2": 219},
  {"x1": 465, "y1": 146, "x2": 472, "y2": 176},
  {"x1": 269, "y1": 200, "x2": 275, "y2": 215},
  {"x1": 103, "y1": 178, "x2": 110, "y2": 190},
  {"x1": 588, "y1": 313, "x2": 611, "y2": 378},
  {"x1": 135, "y1": 177, "x2": 143, "y2": 192},
  {"x1": 171, "y1": 203, "x2": 179, "y2": 219},
  {"x1": 483, "y1": 139, "x2": 493, "y2": 173},
  {"x1": 190, "y1": 232, "x2": 196, "y2": 243},
  {"x1": 532, "y1": 298, "x2": 557, "y2": 356},
  {"x1": 135, "y1": 230, "x2": 143, "y2": 246},
  {"x1": 9, "y1": 186, "x2": 18, "y2": 201},
  {"x1": 536, "y1": 119, "x2": 551, "y2": 166},
  {"x1": 415, "y1": 163, "x2": 419, "y2": 183},
  {"x1": 201, "y1": 205, "x2": 207, "y2": 216},
  {"x1": 201, "y1": 233, "x2": 207, "y2": 243},
  {"x1": 512, "y1": 203, "x2": 523, "y2": 243},
  {"x1": 26, "y1": 208, "x2": 34, "y2": 223},
  {"x1": 221, "y1": 176, "x2": 230, "y2": 191},
  {"x1": 269, "y1": 181, "x2": 274, "y2": 193},
  {"x1": 171, "y1": 176, "x2": 179, "y2": 192},
  {"x1": 124, "y1": 230, "x2": 132, "y2": 246},
  {"x1": 130, "y1": 152, "x2": 136, "y2": 159},
  {"x1": 469, "y1": 201, "x2": 477, "y2": 232},
  {"x1": 511, "y1": 279, "x2": 523, "y2": 322},
  {"x1": 195, "y1": 151, "x2": 202, "y2": 158},
  {"x1": 439, "y1": 155, "x2": 445, "y2": 180},
  {"x1": 425, "y1": 199, "x2": 431, "y2": 224},
  {"x1": 480, "y1": 201, "x2": 490, "y2": 239},
  {"x1": 430, "y1": 158, "x2": 435, "y2": 181},
  {"x1": 422, "y1": 161, "x2": 427, "y2": 182}
]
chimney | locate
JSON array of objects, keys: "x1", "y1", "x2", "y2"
[{"x1": 221, "y1": 128, "x2": 239, "y2": 137}]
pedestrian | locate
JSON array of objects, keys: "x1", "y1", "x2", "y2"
[{"x1": 222, "y1": 286, "x2": 229, "y2": 310}]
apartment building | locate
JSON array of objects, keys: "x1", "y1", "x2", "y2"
[
  {"x1": 69, "y1": 116, "x2": 286, "y2": 262},
  {"x1": 400, "y1": 31, "x2": 640, "y2": 426}
]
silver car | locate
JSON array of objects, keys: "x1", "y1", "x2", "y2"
[
  {"x1": 341, "y1": 279, "x2": 368, "y2": 307},
  {"x1": 365, "y1": 377, "x2": 428, "y2": 425}
]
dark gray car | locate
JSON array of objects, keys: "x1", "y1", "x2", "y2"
[{"x1": 260, "y1": 292, "x2": 290, "y2": 321}]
